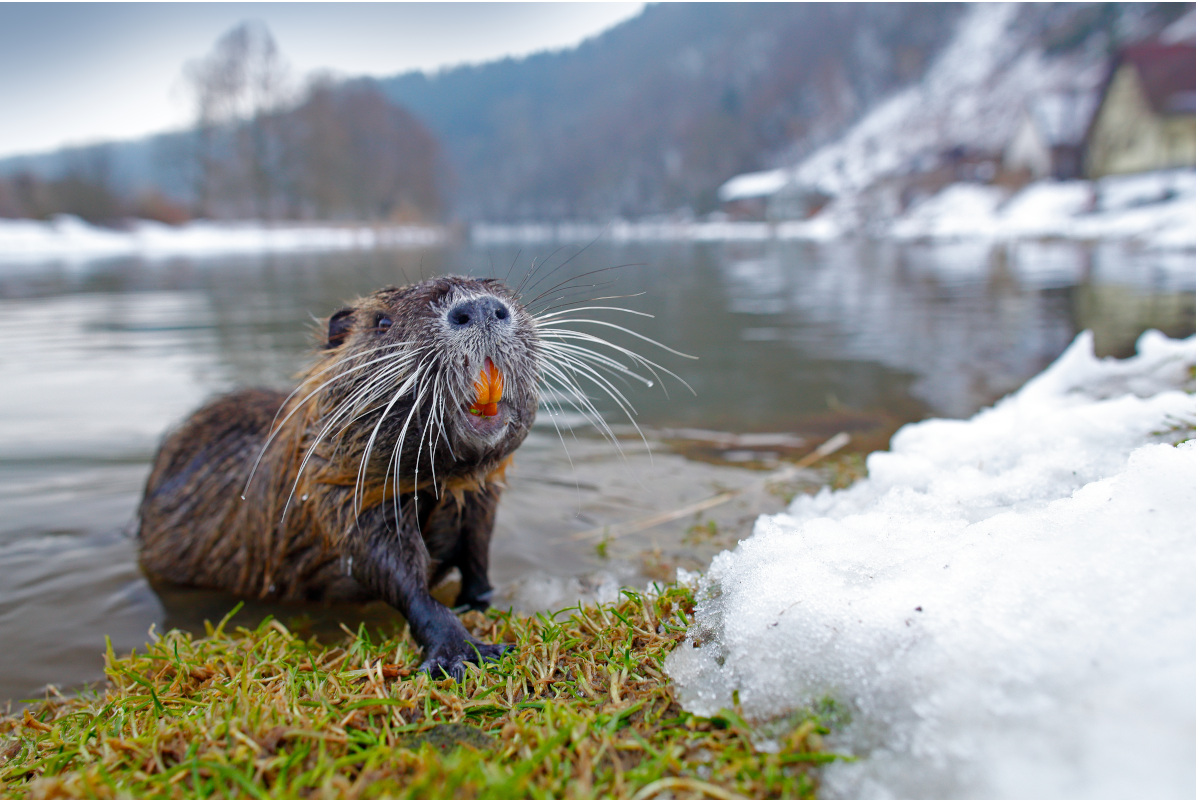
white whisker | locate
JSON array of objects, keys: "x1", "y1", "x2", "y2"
[
  {"x1": 533, "y1": 305, "x2": 655, "y2": 322},
  {"x1": 536, "y1": 317, "x2": 697, "y2": 361},
  {"x1": 538, "y1": 330, "x2": 695, "y2": 396},
  {"x1": 245, "y1": 342, "x2": 422, "y2": 495},
  {"x1": 538, "y1": 359, "x2": 625, "y2": 449}
]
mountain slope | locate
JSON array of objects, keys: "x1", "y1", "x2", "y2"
[{"x1": 378, "y1": 3, "x2": 965, "y2": 220}]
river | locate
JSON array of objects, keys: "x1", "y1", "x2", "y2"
[{"x1": 0, "y1": 238, "x2": 1192, "y2": 703}]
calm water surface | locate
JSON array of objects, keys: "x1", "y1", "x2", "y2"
[{"x1": 0, "y1": 239, "x2": 1193, "y2": 703}]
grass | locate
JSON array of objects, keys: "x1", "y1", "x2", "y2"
[{"x1": 0, "y1": 586, "x2": 842, "y2": 799}]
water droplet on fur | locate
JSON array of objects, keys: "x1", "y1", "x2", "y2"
[{"x1": 301, "y1": 494, "x2": 309, "y2": 501}]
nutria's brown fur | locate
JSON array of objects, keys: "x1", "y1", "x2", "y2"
[{"x1": 139, "y1": 277, "x2": 541, "y2": 677}]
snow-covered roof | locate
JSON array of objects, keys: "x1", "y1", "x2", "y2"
[{"x1": 717, "y1": 168, "x2": 789, "y2": 203}]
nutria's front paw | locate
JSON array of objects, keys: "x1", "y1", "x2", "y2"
[{"x1": 419, "y1": 639, "x2": 512, "y2": 680}]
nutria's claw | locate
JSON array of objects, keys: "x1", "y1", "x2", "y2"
[{"x1": 419, "y1": 640, "x2": 512, "y2": 681}]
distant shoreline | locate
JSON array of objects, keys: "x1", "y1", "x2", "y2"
[
  {"x1": 0, "y1": 170, "x2": 1194, "y2": 263},
  {"x1": 0, "y1": 217, "x2": 448, "y2": 263}
]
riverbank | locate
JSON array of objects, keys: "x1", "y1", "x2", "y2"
[
  {"x1": 0, "y1": 216, "x2": 446, "y2": 263},
  {"x1": 0, "y1": 168, "x2": 1193, "y2": 263},
  {"x1": 473, "y1": 170, "x2": 1196, "y2": 250},
  {"x1": 0, "y1": 587, "x2": 838, "y2": 799}
]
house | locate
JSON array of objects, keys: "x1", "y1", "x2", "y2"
[
  {"x1": 767, "y1": 182, "x2": 833, "y2": 221},
  {"x1": 1004, "y1": 92, "x2": 1097, "y2": 180},
  {"x1": 1085, "y1": 40, "x2": 1196, "y2": 179}
]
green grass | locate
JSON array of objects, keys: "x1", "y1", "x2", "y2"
[{"x1": 0, "y1": 586, "x2": 840, "y2": 799}]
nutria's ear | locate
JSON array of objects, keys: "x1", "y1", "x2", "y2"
[{"x1": 326, "y1": 308, "x2": 355, "y2": 349}]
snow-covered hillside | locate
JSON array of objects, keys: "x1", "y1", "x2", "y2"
[{"x1": 785, "y1": 4, "x2": 1105, "y2": 197}]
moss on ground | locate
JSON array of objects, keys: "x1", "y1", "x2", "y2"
[{"x1": 0, "y1": 586, "x2": 839, "y2": 799}]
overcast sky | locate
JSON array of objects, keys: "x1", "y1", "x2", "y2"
[{"x1": 0, "y1": 2, "x2": 645, "y2": 159}]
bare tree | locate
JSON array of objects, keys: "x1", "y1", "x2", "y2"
[
  {"x1": 183, "y1": 21, "x2": 293, "y2": 219},
  {"x1": 295, "y1": 79, "x2": 443, "y2": 221},
  {"x1": 180, "y1": 23, "x2": 443, "y2": 222},
  {"x1": 50, "y1": 145, "x2": 125, "y2": 224},
  {"x1": 292, "y1": 74, "x2": 345, "y2": 219}
]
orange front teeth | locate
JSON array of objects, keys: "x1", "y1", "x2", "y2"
[{"x1": 469, "y1": 358, "x2": 504, "y2": 417}]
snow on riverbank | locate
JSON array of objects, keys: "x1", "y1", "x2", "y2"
[
  {"x1": 0, "y1": 215, "x2": 445, "y2": 263},
  {"x1": 665, "y1": 330, "x2": 1196, "y2": 800},
  {"x1": 473, "y1": 169, "x2": 1196, "y2": 250},
  {"x1": 3, "y1": 170, "x2": 1191, "y2": 260},
  {"x1": 886, "y1": 169, "x2": 1196, "y2": 249}
]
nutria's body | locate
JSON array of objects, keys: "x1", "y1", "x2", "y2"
[{"x1": 139, "y1": 277, "x2": 540, "y2": 677}]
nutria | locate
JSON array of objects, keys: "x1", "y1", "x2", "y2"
[{"x1": 139, "y1": 276, "x2": 546, "y2": 678}]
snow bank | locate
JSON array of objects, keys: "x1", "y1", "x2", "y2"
[
  {"x1": 889, "y1": 184, "x2": 1008, "y2": 240},
  {"x1": 883, "y1": 169, "x2": 1196, "y2": 249},
  {"x1": 666, "y1": 330, "x2": 1196, "y2": 800},
  {"x1": 0, "y1": 215, "x2": 445, "y2": 263}
]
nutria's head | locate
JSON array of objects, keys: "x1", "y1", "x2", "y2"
[
  {"x1": 294, "y1": 276, "x2": 541, "y2": 492},
  {"x1": 263, "y1": 272, "x2": 690, "y2": 507}
]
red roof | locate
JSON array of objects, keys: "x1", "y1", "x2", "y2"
[{"x1": 1121, "y1": 41, "x2": 1196, "y2": 114}]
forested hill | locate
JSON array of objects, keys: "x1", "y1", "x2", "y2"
[{"x1": 377, "y1": 3, "x2": 965, "y2": 221}]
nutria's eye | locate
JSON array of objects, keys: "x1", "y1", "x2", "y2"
[{"x1": 375, "y1": 315, "x2": 393, "y2": 332}]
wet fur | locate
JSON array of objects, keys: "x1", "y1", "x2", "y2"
[
  {"x1": 139, "y1": 271, "x2": 687, "y2": 678},
  {"x1": 139, "y1": 277, "x2": 539, "y2": 677}
]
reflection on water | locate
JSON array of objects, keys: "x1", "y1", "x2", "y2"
[{"x1": 0, "y1": 240, "x2": 1192, "y2": 703}]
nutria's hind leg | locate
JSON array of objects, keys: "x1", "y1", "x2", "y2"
[
  {"x1": 138, "y1": 388, "x2": 288, "y2": 595},
  {"x1": 348, "y1": 505, "x2": 509, "y2": 680}
]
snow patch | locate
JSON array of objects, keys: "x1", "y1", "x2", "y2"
[
  {"x1": 0, "y1": 215, "x2": 445, "y2": 264},
  {"x1": 718, "y1": 169, "x2": 790, "y2": 203},
  {"x1": 889, "y1": 184, "x2": 1008, "y2": 240},
  {"x1": 666, "y1": 330, "x2": 1196, "y2": 800},
  {"x1": 497, "y1": 570, "x2": 625, "y2": 613},
  {"x1": 880, "y1": 169, "x2": 1195, "y2": 248}
]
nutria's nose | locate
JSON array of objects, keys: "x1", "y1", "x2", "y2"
[{"x1": 447, "y1": 297, "x2": 511, "y2": 329}]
